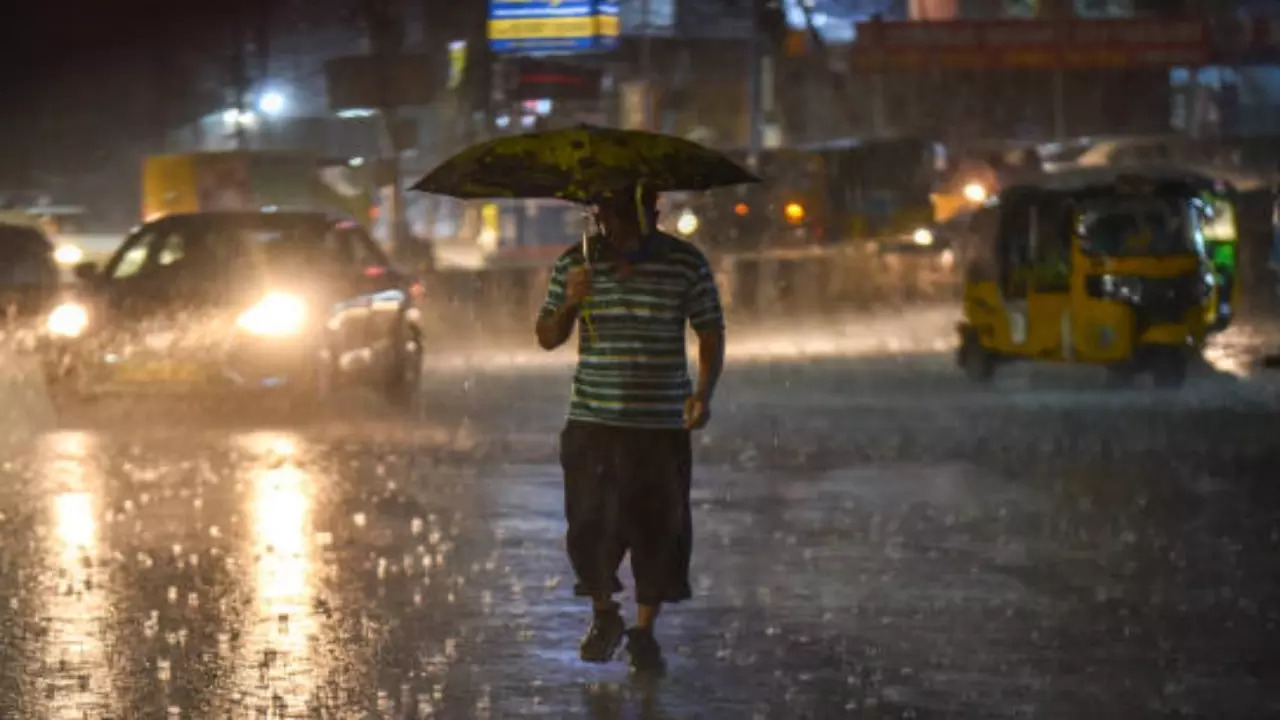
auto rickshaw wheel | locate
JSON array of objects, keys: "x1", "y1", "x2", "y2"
[
  {"x1": 1149, "y1": 352, "x2": 1187, "y2": 389},
  {"x1": 1105, "y1": 365, "x2": 1138, "y2": 389},
  {"x1": 958, "y1": 331, "x2": 996, "y2": 383}
]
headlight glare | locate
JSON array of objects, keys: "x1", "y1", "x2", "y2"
[
  {"x1": 939, "y1": 248, "x2": 956, "y2": 270},
  {"x1": 236, "y1": 292, "x2": 307, "y2": 336},
  {"x1": 47, "y1": 302, "x2": 89, "y2": 338},
  {"x1": 783, "y1": 202, "x2": 805, "y2": 224},
  {"x1": 1101, "y1": 274, "x2": 1143, "y2": 303},
  {"x1": 963, "y1": 182, "x2": 988, "y2": 203},
  {"x1": 675, "y1": 209, "x2": 699, "y2": 236},
  {"x1": 54, "y1": 244, "x2": 85, "y2": 266}
]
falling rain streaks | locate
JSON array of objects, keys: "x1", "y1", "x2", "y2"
[{"x1": 0, "y1": 315, "x2": 1276, "y2": 717}]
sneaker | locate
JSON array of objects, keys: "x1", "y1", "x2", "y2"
[
  {"x1": 579, "y1": 608, "x2": 625, "y2": 663},
  {"x1": 624, "y1": 628, "x2": 666, "y2": 675}
]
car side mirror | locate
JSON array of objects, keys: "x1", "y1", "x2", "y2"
[{"x1": 73, "y1": 261, "x2": 99, "y2": 282}]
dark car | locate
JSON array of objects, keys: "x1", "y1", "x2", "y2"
[
  {"x1": 41, "y1": 211, "x2": 425, "y2": 410},
  {"x1": 1, "y1": 222, "x2": 60, "y2": 324}
]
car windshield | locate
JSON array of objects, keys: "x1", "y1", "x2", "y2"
[
  {"x1": 104, "y1": 214, "x2": 374, "y2": 291},
  {"x1": 215, "y1": 216, "x2": 354, "y2": 268},
  {"x1": 1079, "y1": 195, "x2": 1196, "y2": 257}
]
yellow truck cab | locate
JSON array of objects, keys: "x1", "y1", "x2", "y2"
[{"x1": 142, "y1": 151, "x2": 373, "y2": 226}]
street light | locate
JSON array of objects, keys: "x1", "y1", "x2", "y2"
[
  {"x1": 258, "y1": 90, "x2": 287, "y2": 117},
  {"x1": 222, "y1": 108, "x2": 257, "y2": 129}
]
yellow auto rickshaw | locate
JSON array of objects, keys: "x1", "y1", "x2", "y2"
[{"x1": 957, "y1": 168, "x2": 1233, "y2": 388}]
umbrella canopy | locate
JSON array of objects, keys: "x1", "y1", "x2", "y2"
[{"x1": 411, "y1": 125, "x2": 759, "y2": 203}]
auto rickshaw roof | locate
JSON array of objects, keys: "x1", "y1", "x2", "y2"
[{"x1": 1005, "y1": 164, "x2": 1234, "y2": 198}]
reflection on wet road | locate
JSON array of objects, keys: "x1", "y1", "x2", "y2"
[{"x1": 0, "y1": 318, "x2": 1277, "y2": 718}]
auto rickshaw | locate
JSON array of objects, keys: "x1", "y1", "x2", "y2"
[{"x1": 957, "y1": 168, "x2": 1234, "y2": 388}]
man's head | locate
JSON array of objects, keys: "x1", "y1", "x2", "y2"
[{"x1": 592, "y1": 184, "x2": 659, "y2": 241}]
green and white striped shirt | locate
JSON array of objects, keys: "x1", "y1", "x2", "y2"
[{"x1": 540, "y1": 232, "x2": 725, "y2": 429}]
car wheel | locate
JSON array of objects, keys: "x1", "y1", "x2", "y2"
[
  {"x1": 386, "y1": 325, "x2": 424, "y2": 414},
  {"x1": 283, "y1": 353, "x2": 334, "y2": 417}
]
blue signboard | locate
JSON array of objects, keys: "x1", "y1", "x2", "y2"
[{"x1": 488, "y1": 0, "x2": 620, "y2": 55}]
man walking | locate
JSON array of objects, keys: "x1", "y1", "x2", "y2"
[{"x1": 535, "y1": 185, "x2": 725, "y2": 674}]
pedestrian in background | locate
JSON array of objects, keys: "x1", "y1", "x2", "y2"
[{"x1": 535, "y1": 184, "x2": 725, "y2": 675}]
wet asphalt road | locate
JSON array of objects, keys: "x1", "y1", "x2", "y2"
[{"x1": 0, "y1": 309, "x2": 1279, "y2": 719}]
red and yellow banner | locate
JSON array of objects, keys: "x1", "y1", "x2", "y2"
[{"x1": 850, "y1": 18, "x2": 1211, "y2": 71}]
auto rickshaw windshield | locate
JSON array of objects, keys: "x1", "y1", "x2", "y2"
[{"x1": 1078, "y1": 195, "x2": 1198, "y2": 257}]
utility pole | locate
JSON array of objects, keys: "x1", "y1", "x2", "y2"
[
  {"x1": 639, "y1": 0, "x2": 652, "y2": 130},
  {"x1": 747, "y1": 0, "x2": 763, "y2": 167},
  {"x1": 794, "y1": 0, "x2": 856, "y2": 137},
  {"x1": 257, "y1": 0, "x2": 272, "y2": 146},
  {"x1": 152, "y1": 16, "x2": 170, "y2": 151},
  {"x1": 230, "y1": 8, "x2": 250, "y2": 149},
  {"x1": 257, "y1": 0, "x2": 271, "y2": 83},
  {"x1": 459, "y1": 0, "x2": 493, "y2": 145},
  {"x1": 362, "y1": 0, "x2": 407, "y2": 257}
]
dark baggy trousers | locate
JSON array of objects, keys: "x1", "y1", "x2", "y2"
[{"x1": 559, "y1": 420, "x2": 693, "y2": 606}]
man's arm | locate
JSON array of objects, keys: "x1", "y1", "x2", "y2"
[
  {"x1": 693, "y1": 327, "x2": 725, "y2": 401},
  {"x1": 535, "y1": 255, "x2": 579, "y2": 351},
  {"x1": 686, "y1": 253, "x2": 726, "y2": 401},
  {"x1": 537, "y1": 303, "x2": 580, "y2": 350}
]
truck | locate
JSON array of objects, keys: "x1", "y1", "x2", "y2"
[{"x1": 141, "y1": 151, "x2": 374, "y2": 227}]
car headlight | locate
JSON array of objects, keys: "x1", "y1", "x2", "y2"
[
  {"x1": 675, "y1": 209, "x2": 699, "y2": 236},
  {"x1": 54, "y1": 244, "x2": 85, "y2": 266},
  {"x1": 912, "y1": 228, "x2": 935, "y2": 246},
  {"x1": 963, "y1": 182, "x2": 988, "y2": 203},
  {"x1": 47, "y1": 302, "x2": 89, "y2": 338},
  {"x1": 236, "y1": 292, "x2": 307, "y2": 337},
  {"x1": 939, "y1": 248, "x2": 956, "y2": 270},
  {"x1": 1098, "y1": 274, "x2": 1144, "y2": 303}
]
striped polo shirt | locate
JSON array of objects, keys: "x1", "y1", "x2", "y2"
[{"x1": 540, "y1": 232, "x2": 725, "y2": 429}]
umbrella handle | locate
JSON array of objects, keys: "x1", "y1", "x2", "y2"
[{"x1": 581, "y1": 307, "x2": 598, "y2": 344}]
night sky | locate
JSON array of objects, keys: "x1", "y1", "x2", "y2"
[
  {"x1": 1, "y1": 0, "x2": 884, "y2": 192},
  {"x1": 1, "y1": 0, "x2": 251, "y2": 189}
]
